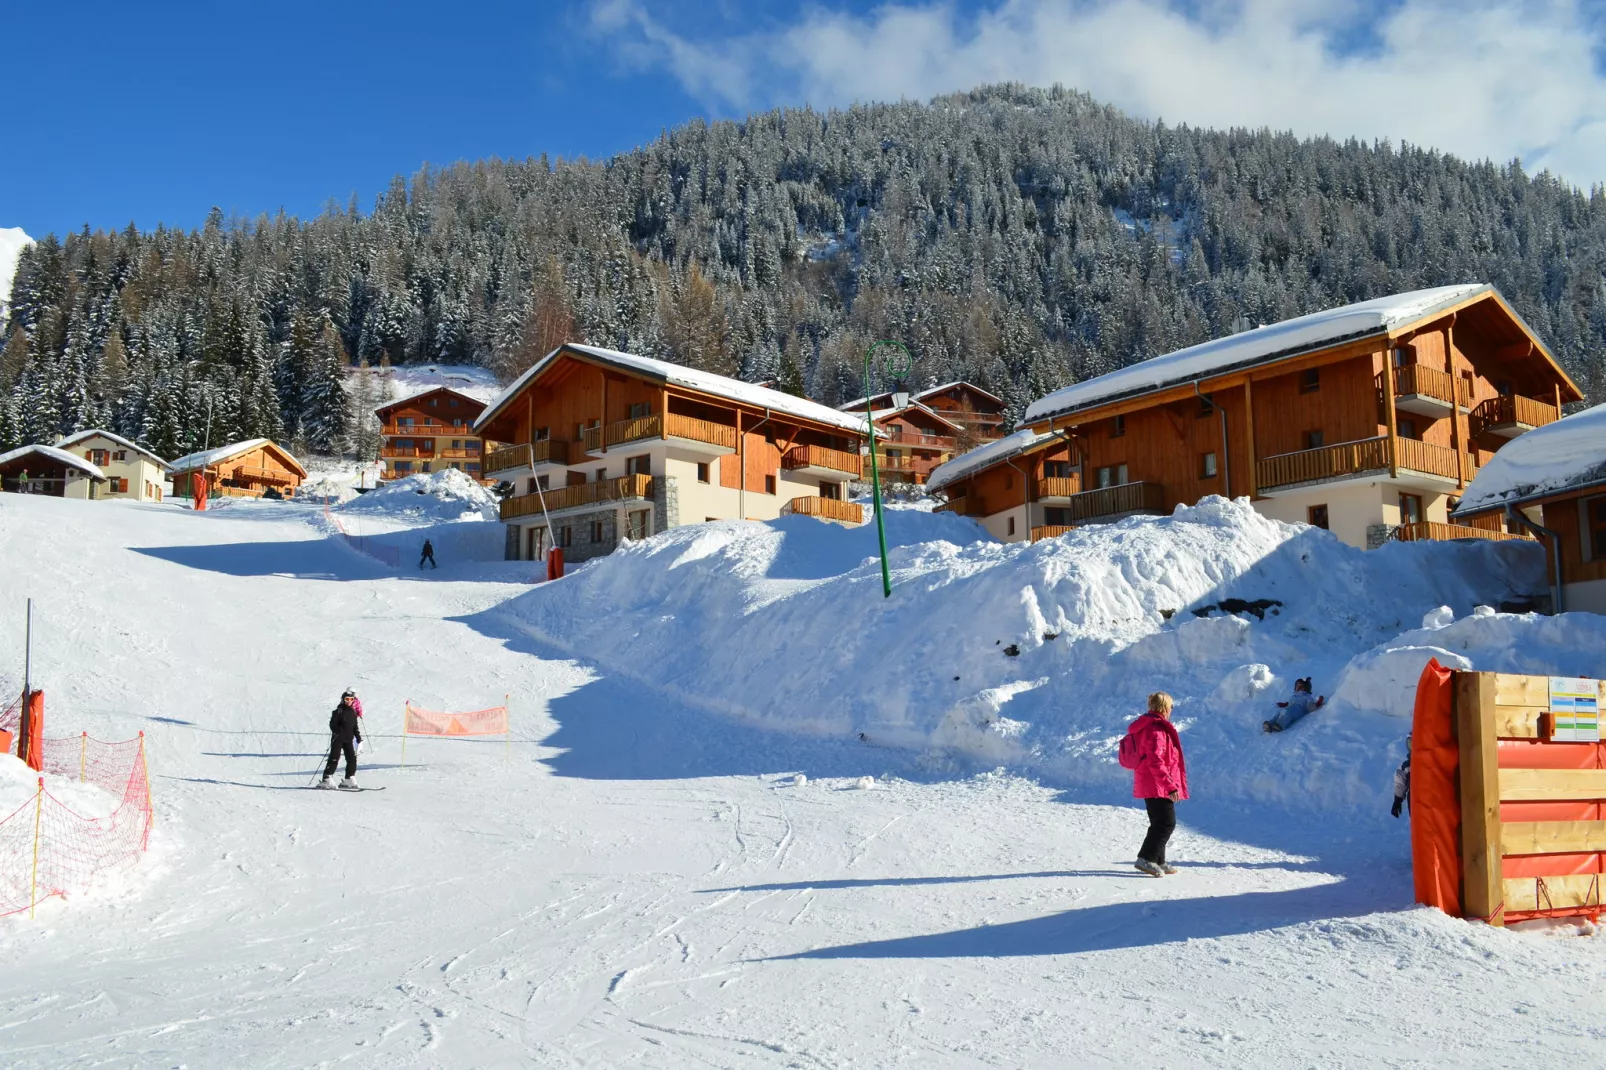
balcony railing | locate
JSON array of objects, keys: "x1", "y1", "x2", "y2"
[
  {"x1": 1034, "y1": 476, "x2": 1081, "y2": 500},
  {"x1": 781, "y1": 496, "x2": 864, "y2": 524},
  {"x1": 1258, "y1": 437, "x2": 1390, "y2": 490},
  {"x1": 877, "y1": 430, "x2": 956, "y2": 450},
  {"x1": 1030, "y1": 525, "x2": 1076, "y2": 542},
  {"x1": 1394, "y1": 522, "x2": 1533, "y2": 544},
  {"x1": 1393, "y1": 364, "x2": 1458, "y2": 407},
  {"x1": 781, "y1": 444, "x2": 862, "y2": 477},
  {"x1": 233, "y1": 465, "x2": 296, "y2": 486},
  {"x1": 438, "y1": 448, "x2": 481, "y2": 460},
  {"x1": 934, "y1": 494, "x2": 967, "y2": 515},
  {"x1": 582, "y1": 413, "x2": 740, "y2": 453},
  {"x1": 1394, "y1": 436, "x2": 1471, "y2": 482},
  {"x1": 1471, "y1": 395, "x2": 1559, "y2": 436},
  {"x1": 485, "y1": 439, "x2": 570, "y2": 476},
  {"x1": 666, "y1": 413, "x2": 738, "y2": 450},
  {"x1": 499, "y1": 473, "x2": 654, "y2": 521},
  {"x1": 380, "y1": 446, "x2": 435, "y2": 459},
  {"x1": 1053, "y1": 481, "x2": 1166, "y2": 524},
  {"x1": 381, "y1": 423, "x2": 471, "y2": 436}
]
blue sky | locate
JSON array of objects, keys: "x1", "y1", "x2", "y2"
[{"x1": 7, "y1": 1, "x2": 1606, "y2": 239}]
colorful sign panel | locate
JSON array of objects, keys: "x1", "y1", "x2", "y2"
[{"x1": 1548, "y1": 677, "x2": 1602, "y2": 743}]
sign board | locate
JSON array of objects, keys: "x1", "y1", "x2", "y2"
[{"x1": 1548, "y1": 677, "x2": 1602, "y2": 742}]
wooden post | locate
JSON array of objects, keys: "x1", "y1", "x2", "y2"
[
  {"x1": 1555, "y1": 382, "x2": 1563, "y2": 420},
  {"x1": 1455, "y1": 671, "x2": 1504, "y2": 925},
  {"x1": 1243, "y1": 378, "x2": 1258, "y2": 498},
  {"x1": 1382, "y1": 348, "x2": 1400, "y2": 480}
]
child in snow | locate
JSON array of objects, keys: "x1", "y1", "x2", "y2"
[
  {"x1": 319, "y1": 690, "x2": 364, "y2": 789},
  {"x1": 1391, "y1": 739, "x2": 1411, "y2": 818},
  {"x1": 1118, "y1": 691, "x2": 1189, "y2": 877},
  {"x1": 420, "y1": 539, "x2": 437, "y2": 569},
  {"x1": 1264, "y1": 677, "x2": 1325, "y2": 732}
]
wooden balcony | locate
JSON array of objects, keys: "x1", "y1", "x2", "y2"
[
  {"x1": 1394, "y1": 522, "x2": 1533, "y2": 544},
  {"x1": 782, "y1": 444, "x2": 862, "y2": 478},
  {"x1": 877, "y1": 430, "x2": 956, "y2": 451},
  {"x1": 1030, "y1": 525, "x2": 1076, "y2": 542},
  {"x1": 499, "y1": 473, "x2": 654, "y2": 521},
  {"x1": 485, "y1": 439, "x2": 569, "y2": 476},
  {"x1": 1471, "y1": 395, "x2": 1559, "y2": 439},
  {"x1": 934, "y1": 494, "x2": 967, "y2": 515},
  {"x1": 381, "y1": 423, "x2": 471, "y2": 436},
  {"x1": 1053, "y1": 481, "x2": 1166, "y2": 524},
  {"x1": 1394, "y1": 436, "x2": 1473, "y2": 483},
  {"x1": 1392, "y1": 365, "x2": 1458, "y2": 417},
  {"x1": 438, "y1": 448, "x2": 481, "y2": 460},
  {"x1": 1033, "y1": 476, "x2": 1082, "y2": 504},
  {"x1": 781, "y1": 496, "x2": 864, "y2": 524},
  {"x1": 380, "y1": 446, "x2": 435, "y2": 459},
  {"x1": 1259, "y1": 437, "x2": 1390, "y2": 491},
  {"x1": 233, "y1": 465, "x2": 296, "y2": 486},
  {"x1": 583, "y1": 413, "x2": 739, "y2": 455}
]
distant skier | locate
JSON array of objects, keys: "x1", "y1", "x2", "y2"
[
  {"x1": 318, "y1": 690, "x2": 363, "y2": 789},
  {"x1": 1391, "y1": 740, "x2": 1412, "y2": 818},
  {"x1": 1118, "y1": 691, "x2": 1188, "y2": 877},
  {"x1": 420, "y1": 539, "x2": 437, "y2": 569},
  {"x1": 1264, "y1": 677, "x2": 1325, "y2": 733}
]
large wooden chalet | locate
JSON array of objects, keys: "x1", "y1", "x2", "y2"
[
  {"x1": 475, "y1": 344, "x2": 869, "y2": 563},
  {"x1": 375, "y1": 386, "x2": 491, "y2": 482},
  {"x1": 168, "y1": 439, "x2": 307, "y2": 499},
  {"x1": 929, "y1": 285, "x2": 1582, "y2": 549}
]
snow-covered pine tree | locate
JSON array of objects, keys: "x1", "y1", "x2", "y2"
[{"x1": 301, "y1": 316, "x2": 351, "y2": 455}]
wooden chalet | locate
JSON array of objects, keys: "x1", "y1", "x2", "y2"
[
  {"x1": 168, "y1": 439, "x2": 307, "y2": 499},
  {"x1": 375, "y1": 386, "x2": 492, "y2": 483},
  {"x1": 844, "y1": 381, "x2": 1006, "y2": 448},
  {"x1": 1453, "y1": 402, "x2": 1606, "y2": 614},
  {"x1": 929, "y1": 285, "x2": 1583, "y2": 549},
  {"x1": 864, "y1": 400, "x2": 965, "y2": 486},
  {"x1": 0, "y1": 444, "x2": 109, "y2": 497},
  {"x1": 475, "y1": 343, "x2": 869, "y2": 563}
]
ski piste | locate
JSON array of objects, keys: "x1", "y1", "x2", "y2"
[{"x1": 310, "y1": 785, "x2": 386, "y2": 792}]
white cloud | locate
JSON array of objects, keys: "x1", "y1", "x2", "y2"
[{"x1": 589, "y1": 0, "x2": 1606, "y2": 187}]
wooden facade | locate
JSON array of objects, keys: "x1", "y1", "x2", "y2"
[
  {"x1": 934, "y1": 289, "x2": 1582, "y2": 550},
  {"x1": 169, "y1": 440, "x2": 306, "y2": 499},
  {"x1": 869, "y1": 404, "x2": 964, "y2": 486},
  {"x1": 845, "y1": 381, "x2": 1006, "y2": 450},
  {"x1": 477, "y1": 344, "x2": 868, "y2": 564},
  {"x1": 375, "y1": 387, "x2": 491, "y2": 482}
]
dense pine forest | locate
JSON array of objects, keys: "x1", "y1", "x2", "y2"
[{"x1": 5, "y1": 83, "x2": 1606, "y2": 461}]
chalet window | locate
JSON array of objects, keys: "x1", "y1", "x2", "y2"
[
  {"x1": 1043, "y1": 461, "x2": 1072, "y2": 479},
  {"x1": 1392, "y1": 346, "x2": 1414, "y2": 368},
  {"x1": 1300, "y1": 369, "x2": 1320, "y2": 394},
  {"x1": 1045, "y1": 507, "x2": 1071, "y2": 526},
  {"x1": 534, "y1": 426, "x2": 550, "y2": 441},
  {"x1": 558, "y1": 526, "x2": 572, "y2": 548},
  {"x1": 696, "y1": 462, "x2": 710, "y2": 484},
  {"x1": 1303, "y1": 430, "x2": 1324, "y2": 450},
  {"x1": 395, "y1": 462, "x2": 412, "y2": 473},
  {"x1": 1496, "y1": 380, "x2": 1514, "y2": 397},
  {"x1": 591, "y1": 520, "x2": 605, "y2": 542},
  {"x1": 1197, "y1": 395, "x2": 1215, "y2": 417},
  {"x1": 537, "y1": 474, "x2": 549, "y2": 490},
  {"x1": 465, "y1": 463, "x2": 479, "y2": 471},
  {"x1": 1308, "y1": 504, "x2": 1329, "y2": 530},
  {"x1": 1398, "y1": 493, "x2": 1423, "y2": 526},
  {"x1": 114, "y1": 450, "x2": 128, "y2": 461},
  {"x1": 1111, "y1": 414, "x2": 1126, "y2": 438},
  {"x1": 1097, "y1": 466, "x2": 1112, "y2": 489},
  {"x1": 820, "y1": 482, "x2": 841, "y2": 500},
  {"x1": 399, "y1": 417, "x2": 414, "y2": 426},
  {"x1": 595, "y1": 468, "x2": 607, "y2": 482},
  {"x1": 1397, "y1": 419, "x2": 1418, "y2": 440},
  {"x1": 1201, "y1": 452, "x2": 1218, "y2": 479},
  {"x1": 1007, "y1": 516, "x2": 1016, "y2": 537},
  {"x1": 90, "y1": 449, "x2": 109, "y2": 465},
  {"x1": 628, "y1": 402, "x2": 650, "y2": 420},
  {"x1": 626, "y1": 455, "x2": 650, "y2": 476},
  {"x1": 764, "y1": 475, "x2": 777, "y2": 495},
  {"x1": 449, "y1": 398, "x2": 459, "y2": 407},
  {"x1": 1118, "y1": 464, "x2": 1128, "y2": 484},
  {"x1": 1588, "y1": 497, "x2": 1606, "y2": 560}
]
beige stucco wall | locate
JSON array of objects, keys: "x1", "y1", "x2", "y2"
[
  {"x1": 67, "y1": 436, "x2": 169, "y2": 501},
  {"x1": 1252, "y1": 480, "x2": 1453, "y2": 549},
  {"x1": 1562, "y1": 578, "x2": 1606, "y2": 615}
]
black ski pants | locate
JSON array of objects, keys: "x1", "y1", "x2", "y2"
[
  {"x1": 324, "y1": 735, "x2": 357, "y2": 779},
  {"x1": 1138, "y1": 797, "x2": 1176, "y2": 865},
  {"x1": 420, "y1": 551, "x2": 436, "y2": 569}
]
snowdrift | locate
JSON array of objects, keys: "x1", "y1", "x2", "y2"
[
  {"x1": 334, "y1": 469, "x2": 499, "y2": 524},
  {"x1": 491, "y1": 497, "x2": 1575, "y2": 811}
]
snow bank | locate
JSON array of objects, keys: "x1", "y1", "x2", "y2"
[
  {"x1": 492, "y1": 496, "x2": 1557, "y2": 812},
  {"x1": 0, "y1": 754, "x2": 118, "y2": 821},
  {"x1": 334, "y1": 469, "x2": 499, "y2": 524},
  {"x1": 1457, "y1": 400, "x2": 1606, "y2": 512}
]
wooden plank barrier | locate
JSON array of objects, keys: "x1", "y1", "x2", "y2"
[{"x1": 1433, "y1": 670, "x2": 1606, "y2": 925}]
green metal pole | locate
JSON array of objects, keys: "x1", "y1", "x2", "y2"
[{"x1": 864, "y1": 341, "x2": 912, "y2": 599}]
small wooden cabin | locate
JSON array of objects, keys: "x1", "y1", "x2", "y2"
[
  {"x1": 168, "y1": 439, "x2": 307, "y2": 499},
  {"x1": 0, "y1": 444, "x2": 109, "y2": 497}
]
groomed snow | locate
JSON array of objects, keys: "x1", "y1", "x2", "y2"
[
  {"x1": 479, "y1": 344, "x2": 870, "y2": 437},
  {"x1": 1455, "y1": 400, "x2": 1606, "y2": 513},
  {"x1": 0, "y1": 443, "x2": 106, "y2": 480},
  {"x1": 1, "y1": 492, "x2": 1601, "y2": 1067},
  {"x1": 1024, "y1": 284, "x2": 1490, "y2": 424}
]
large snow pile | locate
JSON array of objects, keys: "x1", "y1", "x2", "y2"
[
  {"x1": 491, "y1": 496, "x2": 1563, "y2": 811},
  {"x1": 297, "y1": 457, "x2": 384, "y2": 504},
  {"x1": 334, "y1": 468, "x2": 499, "y2": 523},
  {"x1": 0, "y1": 753, "x2": 117, "y2": 821},
  {"x1": 1457, "y1": 400, "x2": 1606, "y2": 512},
  {"x1": 0, "y1": 227, "x2": 32, "y2": 315}
]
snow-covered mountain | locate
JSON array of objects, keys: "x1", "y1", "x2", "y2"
[{"x1": 0, "y1": 226, "x2": 33, "y2": 320}]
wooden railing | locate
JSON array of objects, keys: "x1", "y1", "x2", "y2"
[
  {"x1": 665, "y1": 413, "x2": 738, "y2": 450},
  {"x1": 1258, "y1": 436, "x2": 1389, "y2": 490},
  {"x1": 869, "y1": 455, "x2": 922, "y2": 473},
  {"x1": 781, "y1": 444, "x2": 862, "y2": 477},
  {"x1": 380, "y1": 446, "x2": 435, "y2": 459},
  {"x1": 381, "y1": 423, "x2": 453, "y2": 435},
  {"x1": 234, "y1": 465, "x2": 296, "y2": 486},
  {"x1": 1394, "y1": 522, "x2": 1533, "y2": 544},
  {"x1": 438, "y1": 448, "x2": 480, "y2": 460},
  {"x1": 485, "y1": 439, "x2": 570, "y2": 475},
  {"x1": 1471, "y1": 395, "x2": 1559, "y2": 435},
  {"x1": 1030, "y1": 525, "x2": 1076, "y2": 542},
  {"x1": 934, "y1": 495, "x2": 967, "y2": 515},
  {"x1": 1394, "y1": 437, "x2": 1464, "y2": 481},
  {"x1": 1394, "y1": 364, "x2": 1458, "y2": 406},
  {"x1": 781, "y1": 496, "x2": 864, "y2": 523},
  {"x1": 499, "y1": 474, "x2": 654, "y2": 521},
  {"x1": 1054, "y1": 481, "x2": 1166, "y2": 524},
  {"x1": 879, "y1": 429, "x2": 956, "y2": 450},
  {"x1": 1034, "y1": 476, "x2": 1081, "y2": 500}
]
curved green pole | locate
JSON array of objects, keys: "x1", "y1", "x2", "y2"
[{"x1": 864, "y1": 340, "x2": 913, "y2": 598}]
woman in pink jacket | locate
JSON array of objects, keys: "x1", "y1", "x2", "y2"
[{"x1": 1118, "y1": 691, "x2": 1189, "y2": 877}]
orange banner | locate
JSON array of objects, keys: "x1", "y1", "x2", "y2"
[{"x1": 404, "y1": 701, "x2": 508, "y2": 737}]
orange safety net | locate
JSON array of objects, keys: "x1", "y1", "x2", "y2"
[
  {"x1": 404, "y1": 701, "x2": 509, "y2": 737},
  {"x1": 1410, "y1": 658, "x2": 1461, "y2": 916}
]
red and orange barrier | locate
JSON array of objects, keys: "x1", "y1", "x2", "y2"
[{"x1": 401, "y1": 699, "x2": 511, "y2": 764}]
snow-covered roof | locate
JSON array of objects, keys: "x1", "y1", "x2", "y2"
[
  {"x1": 925, "y1": 428, "x2": 1058, "y2": 493},
  {"x1": 0, "y1": 443, "x2": 107, "y2": 480},
  {"x1": 1024, "y1": 285, "x2": 1493, "y2": 425},
  {"x1": 169, "y1": 438, "x2": 307, "y2": 477},
  {"x1": 869, "y1": 400, "x2": 966, "y2": 432},
  {"x1": 1454, "y1": 402, "x2": 1606, "y2": 515},
  {"x1": 916, "y1": 381, "x2": 1005, "y2": 407},
  {"x1": 477, "y1": 344, "x2": 870, "y2": 436},
  {"x1": 376, "y1": 385, "x2": 491, "y2": 414},
  {"x1": 55, "y1": 429, "x2": 171, "y2": 469}
]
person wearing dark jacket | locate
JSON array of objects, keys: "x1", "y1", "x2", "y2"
[
  {"x1": 420, "y1": 539, "x2": 437, "y2": 569},
  {"x1": 319, "y1": 691, "x2": 363, "y2": 789}
]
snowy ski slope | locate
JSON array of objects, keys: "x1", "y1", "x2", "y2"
[{"x1": 0, "y1": 494, "x2": 1601, "y2": 1067}]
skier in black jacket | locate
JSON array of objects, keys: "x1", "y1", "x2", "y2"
[{"x1": 319, "y1": 691, "x2": 363, "y2": 789}]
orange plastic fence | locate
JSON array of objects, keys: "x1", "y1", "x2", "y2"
[
  {"x1": 0, "y1": 732, "x2": 153, "y2": 918},
  {"x1": 404, "y1": 701, "x2": 509, "y2": 737}
]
